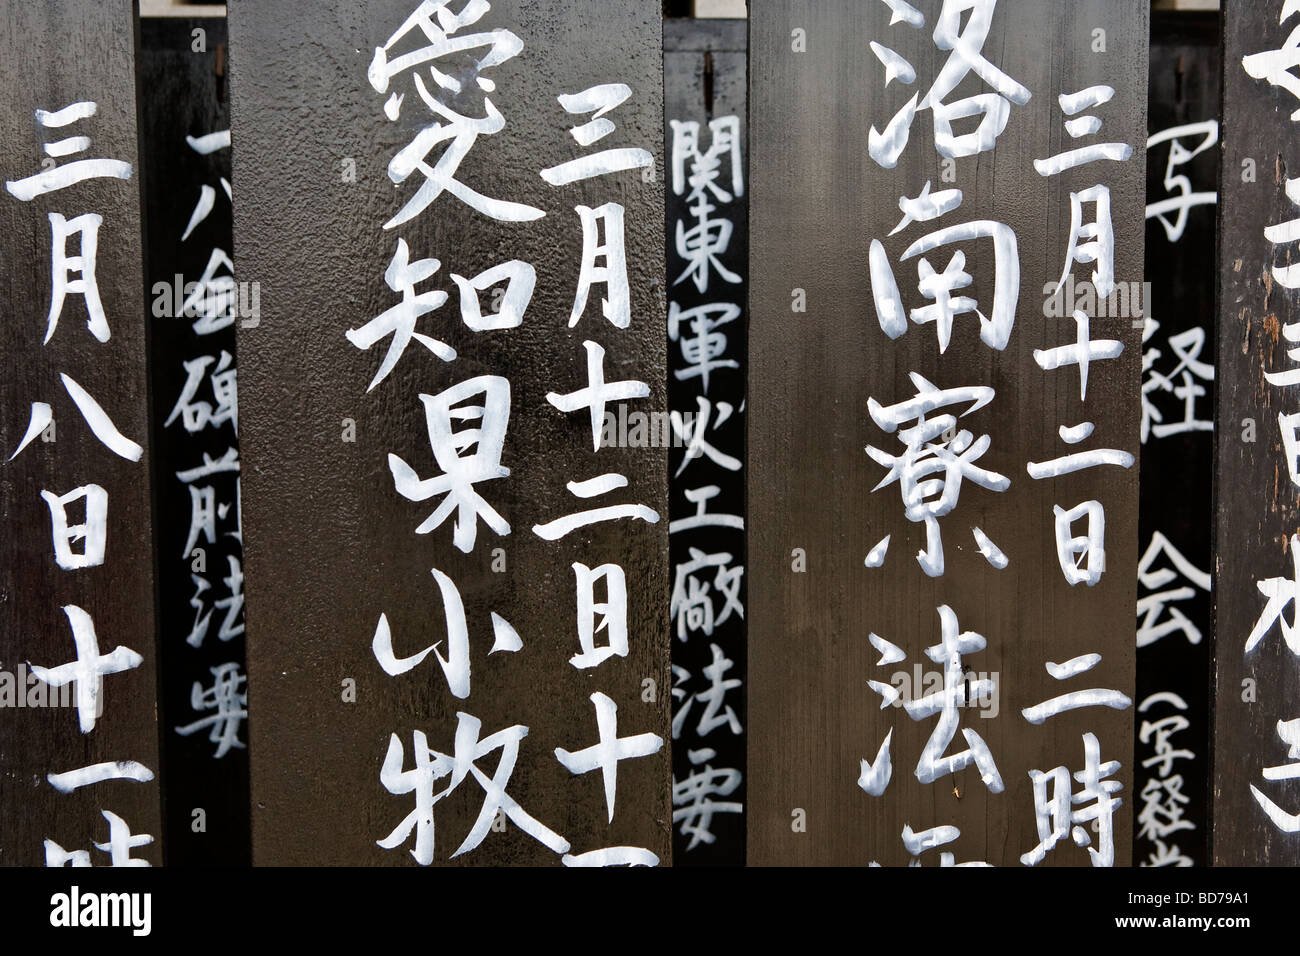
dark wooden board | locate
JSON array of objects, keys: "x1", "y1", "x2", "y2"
[
  {"x1": 664, "y1": 16, "x2": 747, "y2": 865},
  {"x1": 1134, "y1": 10, "x2": 1220, "y2": 869},
  {"x1": 228, "y1": 0, "x2": 670, "y2": 866},
  {"x1": 1213, "y1": 0, "x2": 1300, "y2": 867},
  {"x1": 0, "y1": 0, "x2": 163, "y2": 866},
  {"x1": 138, "y1": 16, "x2": 250, "y2": 867},
  {"x1": 748, "y1": 0, "x2": 1147, "y2": 867}
]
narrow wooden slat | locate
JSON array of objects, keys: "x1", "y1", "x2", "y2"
[
  {"x1": 1213, "y1": 0, "x2": 1300, "y2": 867},
  {"x1": 138, "y1": 15, "x2": 250, "y2": 867},
  {"x1": 665, "y1": 18, "x2": 748, "y2": 864},
  {"x1": 0, "y1": 0, "x2": 163, "y2": 866},
  {"x1": 1134, "y1": 10, "x2": 1220, "y2": 868}
]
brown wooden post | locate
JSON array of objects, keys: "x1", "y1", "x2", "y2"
[
  {"x1": 0, "y1": 0, "x2": 163, "y2": 865},
  {"x1": 1213, "y1": 0, "x2": 1300, "y2": 866},
  {"x1": 747, "y1": 0, "x2": 1148, "y2": 867},
  {"x1": 228, "y1": 0, "x2": 670, "y2": 865}
]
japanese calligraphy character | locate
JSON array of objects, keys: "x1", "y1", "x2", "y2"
[
  {"x1": 10, "y1": 376, "x2": 142, "y2": 462},
  {"x1": 670, "y1": 115, "x2": 743, "y2": 293},
  {"x1": 1263, "y1": 309, "x2": 1300, "y2": 386},
  {"x1": 1022, "y1": 652, "x2": 1131, "y2": 724},
  {"x1": 1141, "y1": 320, "x2": 1214, "y2": 442},
  {"x1": 46, "y1": 761, "x2": 153, "y2": 794},
  {"x1": 1142, "y1": 839, "x2": 1193, "y2": 868},
  {"x1": 547, "y1": 340, "x2": 649, "y2": 451},
  {"x1": 871, "y1": 217, "x2": 1020, "y2": 351},
  {"x1": 873, "y1": 824, "x2": 990, "y2": 867},
  {"x1": 1050, "y1": 185, "x2": 1119, "y2": 300},
  {"x1": 44, "y1": 213, "x2": 109, "y2": 344},
  {"x1": 212, "y1": 555, "x2": 245, "y2": 643},
  {"x1": 672, "y1": 747, "x2": 741, "y2": 850},
  {"x1": 902, "y1": 605, "x2": 1003, "y2": 792},
  {"x1": 569, "y1": 203, "x2": 632, "y2": 328},
  {"x1": 561, "y1": 846, "x2": 659, "y2": 867},
  {"x1": 1241, "y1": 2, "x2": 1300, "y2": 119},
  {"x1": 175, "y1": 662, "x2": 247, "y2": 759},
  {"x1": 180, "y1": 129, "x2": 232, "y2": 241},
  {"x1": 95, "y1": 811, "x2": 155, "y2": 867},
  {"x1": 671, "y1": 396, "x2": 741, "y2": 477},
  {"x1": 668, "y1": 484, "x2": 743, "y2": 535},
  {"x1": 668, "y1": 301, "x2": 740, "y2": 393},
  {"x1": 554, "y1": 691, "x2": 663, "y2": 823},
  {"x1": 541, "y1": 84, "x2": 653, "y2": 185},
  {"x1": 30, "y1": 606, "x2": 142, "y2": 734},
  {"x1": 1146, "y1": 121, "x2": 1219, "y2": 243},
  {"x1": 46, "y1": 811, "x2": 153, "y2": 868},
  {"x1": 451, "y1": 259, "x2": 534, "y2": 330},
  {"x1": 1246, "y1": 533, "x2": 1300, "y2": 656},
  {"x1": 165, "y1": 350, "x2": 237, "y2": 434},
  {"x1": 389, "y1": 375, "x2": 511, "y2": 552},
  {"x1": 1034, "y1": 86, "x2": 1133, "y2": 177},
  {"x1": 869, "y1": 0, "x2": 1030, "y2": 167},
  {"x1": 569, "y1": 562, "x2": 628, "y2": 670},
  {"x1": 866, "y1": 374, "x2": 1009, "y2": 576},
  {"x1": 670, "y1": 643, "x2": 742, "y2": 739},
  {"x1": 179, "y1": 248, "x2": 237, "y2": 335},
  {"x1": 532, "y1": 473, "x2": 659, "y2": 541},
  {"x1": 670, "y1": 547, "x2": 744, "y2": 642},
  {"x1": 1035, "y1": 310, "x2": 1125, "y2": 401},
  {"x1": 378, "y1": 716, "x2": 570, "y2": 864},
  {"x1": 1249, "y1": 717, "x2": 1300, "y2": 833},
  {"x1": 347, "y1": 238, "x2": 455, "y2": 392},
  {"x1": 368, "y1": 567, "x2": 520, "y2": 699},
  {"x1": 41, "y1": 483, "x2": 107, "y2": 570},
  {"x1": 1051, "y1": 500, "x2": 1107, "y2": 586},
  {"x1": 1026, "y1": 422, "x2": 1134, "y2": 479},
  {"x1": 369, "y1": 0, "x2": 541, "y2": 226},
  {"x1": 1021, "y1": 733, "x2": 1122, "y2": 867},
  {"x1": 1136, "y1": 532, "x2": 1211, "y2": 648},
  {"x1": 4, "y1": 101, "x2": 131, "y2": 201},
  {"x1": 178, "y1": 479, "x2": 239, "y2": 561}
]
